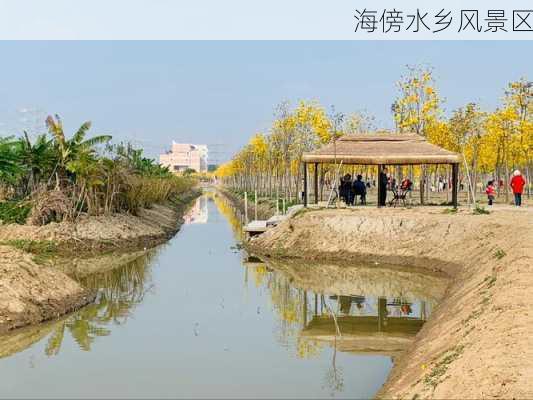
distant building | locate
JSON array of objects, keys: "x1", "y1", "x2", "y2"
[{"x1": 159, "y1": 142, "x2": 208, "y2": 173}]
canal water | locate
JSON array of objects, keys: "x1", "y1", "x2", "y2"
[{"x1": 0, "y1": 193, "x2": 447, "y2": 399}]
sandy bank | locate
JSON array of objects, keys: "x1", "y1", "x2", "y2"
[
  {"x1": 0, "y1": 190, "x2": 200, "y2": 253},
  {"x1": 0, "y1": 190, "x2": 200, "y2": 334},
  {"x1": 248, "y1": 206, "x2": 533, "y2": 399},
  {"x1": 0, "y1": 246, "x2": 94, "y2": 334}
]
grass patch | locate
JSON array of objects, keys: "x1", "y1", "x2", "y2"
[
  {"x1": 493, "y1": 249, "x2": 506, "y2": 260},
  {"x1": 424, "y1": 345, "x2": 465, "y2": 388},
  {"x1": 0, "y1": 239, "x2": 58, "y2": 263},
  {"x1": 0, "y1": 201, "x2": 32, "y2": 224},
  {"x1": 472, "y1": 205, "x2": 490, "y2": 215}
]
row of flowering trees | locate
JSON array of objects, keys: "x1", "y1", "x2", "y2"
[{"x1": 217, "y1": 67, "x2": 531, "y2": 204}]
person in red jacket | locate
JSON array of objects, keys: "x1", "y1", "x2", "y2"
[
  {"x1": 486, "y1": 180, "x2": 496, "y2": 206},
  {"x1": 510, "y1": 170, "x2": 526, "y2": 206}
]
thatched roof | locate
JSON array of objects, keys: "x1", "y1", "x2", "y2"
[
  {"x1": 302, "y1": 133, "x2": 461, "y2": 165},
  {"x1": 299, "y1": 315, "x2": 423, "y2": 356}
]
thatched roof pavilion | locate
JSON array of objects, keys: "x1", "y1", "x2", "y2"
[{"x1": 301, "y1": 133, "x2": 461, "y2": 208}]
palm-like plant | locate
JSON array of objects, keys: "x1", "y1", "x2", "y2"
[
  {"x1": 45, "y1": 114, "x2": 112, "y2": 187},
  {"x1": 15, "y1": 132, "x2": 56, "y2": 194},
  {"x1": 0, "y1": 137, "x2": 21, "y2": 184}
]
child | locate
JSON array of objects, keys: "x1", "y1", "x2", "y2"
[{"x1": 486, "y1": 180, "x2": 496, "y2": 206}]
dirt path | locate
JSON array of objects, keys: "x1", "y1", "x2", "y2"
[{"x1": 248, "y1": 206, "x2": 533, "y2": 399}]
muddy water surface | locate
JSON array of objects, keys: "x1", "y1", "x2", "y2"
[{"x1": 0, "y1": 194, "x2": 448, "y2": 399}]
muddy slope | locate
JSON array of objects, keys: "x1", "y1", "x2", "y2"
[
  {"x1": 0, "y1": 246, "x2": 94, "y2": 334},
  {"x1": 248, "y1": 207, "x2": 533, "y2": 399}
]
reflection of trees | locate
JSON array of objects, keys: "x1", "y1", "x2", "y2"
[
  {"x1": 211, "y1": 193, "x2": 245, "y2": 241},
  {"x1": 45, "y1": 250, "x2": 157, "y2": 356},
  {"x1": 244, "y1": 262, "x2": 325, "y2": 359}
]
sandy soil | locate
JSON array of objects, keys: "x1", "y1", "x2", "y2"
[
  {"x1": 0, "y1": 246, "x2": 94, "y2": 334},
  {"x1": 0, "y1": 202, "x2": 192, "y2": 252},
  {"x1": 248, "y1": 206, "x2": 533, "y2": 399}
]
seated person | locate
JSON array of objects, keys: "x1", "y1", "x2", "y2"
[
  {"x1": 400, "y1": 178, "x2": 412, "y2": 192},
  {"x1": 352, "y1": 174, "x2": 367, "y2": 205}
]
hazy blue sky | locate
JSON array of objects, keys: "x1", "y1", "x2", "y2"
[{"x1": 0, "y1": 41, "x2": 530, "y2": 162}]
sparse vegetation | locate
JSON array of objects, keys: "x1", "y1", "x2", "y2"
[
  {"x1": 0, "y1": 201, "x2": 32, "y2": 224},
  {"x1": 442, "y1": 208, "x2": 458, "y2": 214},
  {"x1": 0, "y1": 239, "x2": 58, "y2": 264},
  {"x1": 473, "y1": 205, "x2": 490, "y2": 215},
  {"x1": 423, "y1": 345, "x2": 465, "y2": 388},
  {"x1": 494, "y1": 249, "x2": 506, "y2": 259}
]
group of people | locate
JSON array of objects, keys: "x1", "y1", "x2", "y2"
[
  {"x1": 339, "y1": 174, "x2": 368, "y2": 205},
  {"x1": 338, "y1": 168, "x2": 413, "y2": 207},
  {"x1": 486, "y1": 170, "x2": 527, "y2": 207},
  {"x1": 336, "y1": 168, "x2": 527, "y2": 208}
]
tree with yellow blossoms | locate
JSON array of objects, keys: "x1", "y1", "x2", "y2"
[{"x1": 218, "y1": 70, "x2": 531, "y2": 205}]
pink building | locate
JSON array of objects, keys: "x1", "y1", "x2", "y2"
[{"x1": 159, "y1": 142, "x2": 208, "y2": 173}]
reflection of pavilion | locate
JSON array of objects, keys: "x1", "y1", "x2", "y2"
[
  {"x1": 244, "y1": 256, "x2": 446, "y2": 359},
  {"x1": 184, "y1": 196, "x2": 208, "y2": 224},
  {"x1": 301, "y1": 295, "x2": 427, "y2": 358}
]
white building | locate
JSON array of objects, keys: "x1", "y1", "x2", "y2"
[{"x1": 159, "y1": 142, "x2": 208, "y2": 173}]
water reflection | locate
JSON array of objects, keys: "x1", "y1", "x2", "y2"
[
  {"x1": 183, "y1": 195, "x2": 209, "y2": 224},
  {"x1": 242, "y1": 256, "x2": 446, "y2": 358},
  {"x1": 240, "y1": 254, "x2": 447, "y2": 396},
  {"x1": 46, "y1": 250, "x2": 159, "y2": 355},
  {"x1": 0, "y1": 194, "x2": 448, "y2": 398}
]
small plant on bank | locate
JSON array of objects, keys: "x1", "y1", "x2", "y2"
[
  {"x1": 472, "y1": 205, "x2": 490, "y2": 215},
  {"x1": 493, "y1": 249, "x2": 506, "y2": 259}
]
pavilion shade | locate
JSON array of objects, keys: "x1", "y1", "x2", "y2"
[{"x1": 302, "y1": 133, "x2": 461, "y2": 165}]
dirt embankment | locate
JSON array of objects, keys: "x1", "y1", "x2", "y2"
[
  {"x1": 0, "y1": 190, "x2": 201, "y2": 334},
  {"x1": 0, "y1": 190, "x2": 201, "y2": 253},
  {"x1": 248, "y1": 206, "x2": 533, "y2": 399},
  {"x1": 0, "y1": 246, "x2": 95, "y2": 334}
]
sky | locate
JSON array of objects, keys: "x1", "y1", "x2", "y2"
[
  {"x1": 0, "y1": 41, "x2": 530, "y2": 163},
  {"x1": 0, "y1": 0, "x2": 531, "y2": 39}
]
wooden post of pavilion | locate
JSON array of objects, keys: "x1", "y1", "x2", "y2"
[
  {"x1": 377, "y1": 164, "x2": 383, "y2": 208},
  {"x1": 314, "y1": 163, "x2": 319, "y2": 204},
  {"x1": 452, "y1": 162, "x2": 459, "y2": 209},
  {"x1": 303, "y1": 162, "x2": 308, "y2": 207}
]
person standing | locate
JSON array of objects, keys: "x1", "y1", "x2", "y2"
[
  {"x1": 379, "y1": 167, "x2": 388, "y2": 207},
  {"x1": 353, "y1": 174, "x2": 367, "y2": 205},
  {"x1": 485, "y1": 180, "x2": 496, "y2": 206},
  {"x1": 510, "y1": 170, "x2": 526, "y2": 206}
]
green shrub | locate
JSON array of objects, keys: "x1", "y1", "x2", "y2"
[{"x1": 0, "y1": 201, "x2": 32, "y2": 224}]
